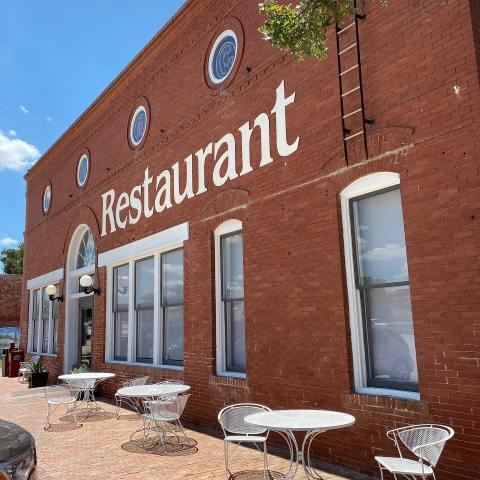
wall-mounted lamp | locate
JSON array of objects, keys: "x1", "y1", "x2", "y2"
[
  {"x1": 80, "y1": 274, "x2": 100, "y2": 295},
  {"x1": 46, "y1": 284, "x2": 63, "y2": 302}
]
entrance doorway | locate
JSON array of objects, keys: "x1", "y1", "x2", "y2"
[
  {"x1": 64, "y1": 225, "x2": 97, "y2": 373},
  {"x1": 78, "y1": 297, "x2": 93, "y2": 369}
]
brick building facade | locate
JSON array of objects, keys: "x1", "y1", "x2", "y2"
[
  {"x1": 20, "y1": 0, "x2": 480, "y2": 478},
  {"x1": 0, "y1": 274, "x2": 22, "y2": 328}
]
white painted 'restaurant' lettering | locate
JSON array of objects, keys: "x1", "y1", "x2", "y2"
[{"x1": 101, "y1": 80, "x2": 300, "y2": 236}]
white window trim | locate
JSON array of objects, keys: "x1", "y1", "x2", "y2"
[
  {"x1": 27, "y1": 284, "x2": 59, "y2": 356},
  {"x1": 104, "y1": 226, "x2": 187, "y2": 370},
  {"x1": 27, "y1": 268, "x2": 63, "y2": 290},
  {"x1": 69, "y1": 264, "x2": 95, "y2": 279},
  {"x1": 340, "y1": 172, "x2": 420, "y2": 401},
  {"x1": 214, "y1": 219, "x2": 246, "y2": 379},
  {"x1": 98, "y1": 222, "x2": 188, "y2": 267}
]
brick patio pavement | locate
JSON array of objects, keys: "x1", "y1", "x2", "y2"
[{"x1": 0, "y1": 377, "x2": 376, "y2": 480}]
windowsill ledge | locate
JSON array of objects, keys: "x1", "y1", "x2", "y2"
[
  {"x1": 342, "y1": 389, "x2": 429, "y2": 415},
  {"x1": 355, "y1": 387, "x2": 420, "y2": 401},
  {"x1": 27, "y1": 352, "x2": 57, "y2": 358},
  {"x1": 216, "y1": 371, "x2": 247, "y2": 379},
  {"x1": 104, "y1": 360, "x2": 184, "y2": 372}
]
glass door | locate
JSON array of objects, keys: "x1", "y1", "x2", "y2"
[{"x1": 78, "y1": 297, "x2": 93, "y2": 369}]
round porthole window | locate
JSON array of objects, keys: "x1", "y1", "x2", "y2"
[
  {"x1": 208, "y1": 30, "x2": 238, "y2": 84},
  {"x1": 77, "y1": 153, "x2": 89, "y2": 187},
  {"x1": 43, "y1": 185, "x2": 51, "y2": 214},
  {"x1": 129, "y1": 106, "x2": 148, "y2": 147}
]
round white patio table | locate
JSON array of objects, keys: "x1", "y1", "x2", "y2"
[
  {"x1": 245, "y1": 409, "x2": 355, "y2": 479},
  {"x1": 116, "y1": 383, "x2": 190, "y2": 399},
  {"x1": 116, "y1": 383, "x2": 191, "y2": 447},
  {"x1": 58, "y1": 372, "x2": 116, "y2": 417}
]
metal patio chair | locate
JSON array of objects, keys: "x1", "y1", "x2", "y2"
[
  {"x1": 375, "y1": 424, "x2": 454, "y2": 479},
  {"x1": 18, "y1": 355, "x2": 40, "y2": 384},
  {"x1": 142, "y1": 394, "x2": 190, "y2": 449},
  {"x1": 64, "y1": 377, "x2": 97, "y2": 410},
  {"x1": 218, "y1": 403, "x2": 271, "y2": 480},
  {"x1": 115, "y1": 375, "x2": 149, "y2": 418},
  {"x1": 44, "y1": 384, "x2": 81, "y2": 430}
]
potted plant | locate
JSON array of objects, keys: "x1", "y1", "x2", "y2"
[{"x1": 29, "y1": 359, "x2": 48, "y2": 388}]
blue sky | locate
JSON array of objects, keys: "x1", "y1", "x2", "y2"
[{"x1": 0, "y1": 1, "x2": 185, "y2": 269}]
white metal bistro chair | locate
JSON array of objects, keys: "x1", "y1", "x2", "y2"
[
  {"x1": 375, "y1": 424, "x2": 454, "y2": 479},
  {"x1": 18, "y1": 355, "x2": 40, "y2": 384},
  {"x1": 115, "y1": 376, "x2": 149, "y2": 418},
  {"x1": 218, "y1": 403, "x2": 271, "y2": 480},
  {"x1": 64, "y1": 377, "x2": 97, "y2": 410},
  {"x1": 142, "y1": 394, "x2": 190, "y2": 449},
  {"x1": 44, "y1": 384, "x2": 81, "y2": 431}
]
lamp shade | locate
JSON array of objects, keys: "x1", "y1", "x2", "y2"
[
  {"x1": 80, "y1": 275, "x2": 93, "y2": 288},
  {"x1": 45, "y1": 284, "x2": 57, "y2": 296}
]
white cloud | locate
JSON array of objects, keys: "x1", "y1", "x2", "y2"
[
  {"x1": 0, "y1": 130, "x2": 40, "y2": 171},
  {"x1": 362, "y1": 243, "x2": 406, "y2": 261},
  {"x1": 46, "y1": 116, "x2": 53, "y2": 123},
  {"x1": 0, "y1": 237, "x2": 19, "y2": 247},
  {"x1": 8, "y1": 130, "x2": 16, "y2": 136},
  {"x1": 19, "y1": 105, "x2": 29, "y2": 114}
]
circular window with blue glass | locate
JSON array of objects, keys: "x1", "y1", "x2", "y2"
[
  {"x1": 130, "y1": 106, "x2": 148, "y2": 147},
  {"x1": 43, "y1": 184, "x2": 51, "y2": 214},
  {"x1": 77, "y1": 153, "x2": 89, "y2": 188},
  {"x1": 208, "y1": 30, "x2": 238, "y2": 85}
]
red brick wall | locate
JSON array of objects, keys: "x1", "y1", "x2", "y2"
[
  {"x1": 20, "y1": 0, "x2": 480, "y2": 478},
  {"x1": 0, "y1": 274, "x2": 22, "y2": 328}
]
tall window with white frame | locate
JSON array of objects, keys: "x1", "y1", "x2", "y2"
[
  {"x1": 108, "y1": 247, "x2": 184, "y2": 367},
  {"x1": 31, "y1": 289, "x2": 40, "y2": 352},
  {"x1": 52, "y1": 300, "x2": 58, "y2": 354},
  {"x1": 113, "y1": 264, "x2": 129, "y2": 361},
  {"x1": 342, "y1": 174, "x2": 418, "y2": 395},
  {"x1": 41, "y1": 289, "x2": 50, "y2": 353},
  {"x1": 161, "y1": 249, "x2": 184, "y2": 366},
  {"x1": 216, "y1": 221, "x2": 246, "y2": 376},
  {"x1": 135, "y1": 257, "x2": 154, "y2": 363},
  {"x1": 29, "y1": 286, "x2": 59, "y2": 355}
]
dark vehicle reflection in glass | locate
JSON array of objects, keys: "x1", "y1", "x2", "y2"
[{"x1": 370, "y1": 323, "x2": 416, "y2": 382}]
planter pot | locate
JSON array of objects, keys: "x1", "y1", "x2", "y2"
[{"x1": 29, "y1": 372, "x2": 49, "y2": 388}]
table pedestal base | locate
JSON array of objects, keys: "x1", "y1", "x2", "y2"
[{"x1": 275, "y1": 429, "x2": 326, "y2": 480}]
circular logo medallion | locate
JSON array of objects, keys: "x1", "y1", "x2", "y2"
[
  {"x1": 208, "y1": 30, "x2": 238, "y2": 84},
  {"x1": 43, "y1": 185, "x2": 52, "y2": 214},
  {"x1": 130, "y1": 106, "x2": 148, "y2": 147},
  {"x1": 77, "y1": 153, "x2": 89, "y2": 187}
]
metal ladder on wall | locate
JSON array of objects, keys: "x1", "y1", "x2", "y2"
[{"x1": 335, "y1": 3, "x2": 374, "y2": 165}]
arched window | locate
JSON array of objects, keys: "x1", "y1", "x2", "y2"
[{"x1": 76, "y1": 230, "x2": 96, "y2": 269}]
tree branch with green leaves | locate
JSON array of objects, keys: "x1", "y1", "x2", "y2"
[
  {"x1": 0, "y1": 243, "x2": 23, "y2": 274},
  {"x1": 259, "y1": 0, "x2": 388, "y2": 61}
]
